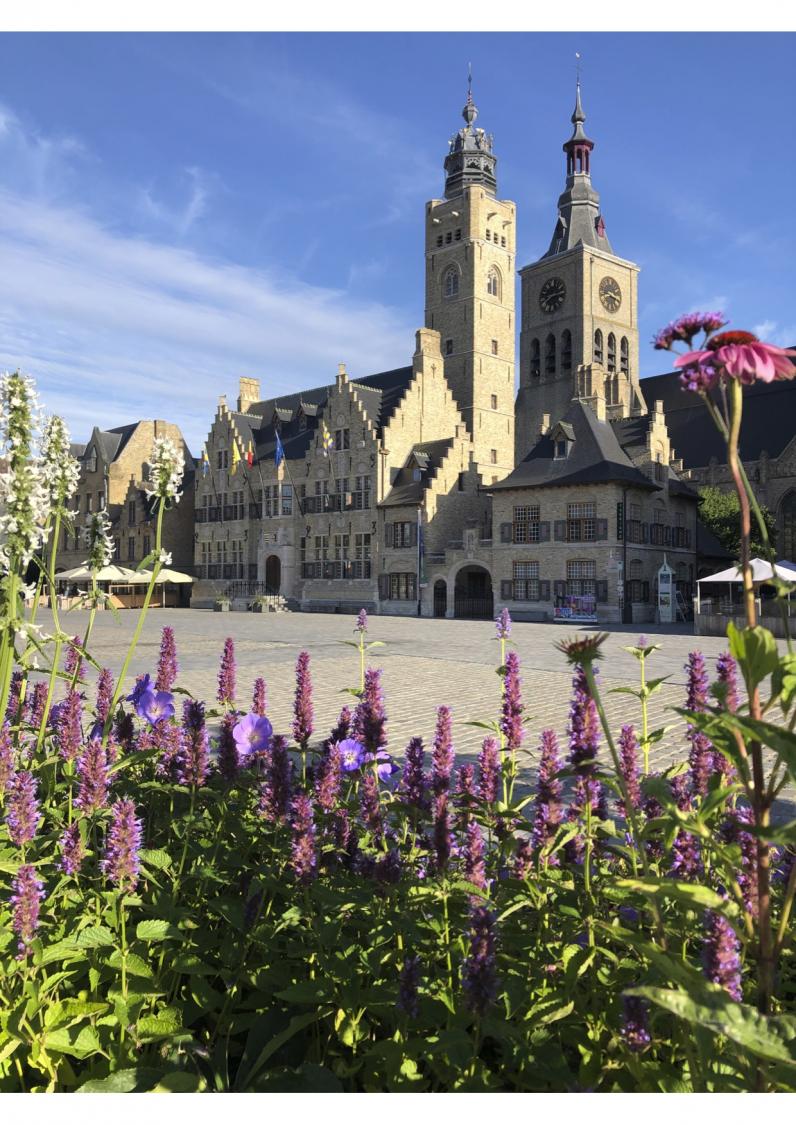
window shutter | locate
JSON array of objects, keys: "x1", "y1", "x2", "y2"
[
  {"x1": 664, "y1": 525, "x2": 672, "y2": 546},
  {"x1": 500, "y1": 579, "x2": 512, "y2": 600},
  {"x1": 554, "y1": 520, "x2": 567, "y2": 541},
  {"x1": 596, "y1": 580, "x2": 608, "y2": 603},
  {"x1": 642, "y1": 580, "x2": 650, "y2": 603},
  {"x1": 642, "y1": 522, "x2": 649, "y2": 544},
  {"x1": 499, "y1": 522, "x2": 512, "y2": 543},
  {"x1": 539, "y1": 580, "x2": 551, "y2": 602},
  {"x1": 409, "y1": 522, "x2": 418, "y2": 548},
  {"x1": 595, "y1": 518, "x2": 608, "y2": 540},
  {"x1": 554, "y1": 579, "x2": 566, "y2": 598},
  {"x1": 384, "y1": 522, "x2": 393, "y2": 548},
  {"x1": 539, "y1": 521, "x2": 551, "y2": 542},
  {"x1": 685, "y1": 529, "x2": 692, "y2": 548}
]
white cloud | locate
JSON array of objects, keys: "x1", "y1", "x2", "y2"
[{"x1": 0, "y1": 188, "x2": 416, "y2": 451}]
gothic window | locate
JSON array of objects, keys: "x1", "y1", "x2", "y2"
[
  {"x1": 530, "y1": 338, "x2": 541, "y2": 378},
  {"x1": 445, "y1": 231, "x2": 452, "y2": 244},
  {"x1": 561, "y1": 329, "x2": 572, "y2": 371},
  {"x1": 621, "y1": 336, "x2": 630, "y2": 375},
  {"x1": 607, "y1": 333, "x2": 617, "y2": 373},
  {"x1": 545, "y1": 333, "x2": 556, "y2": 377},
  {"x1": 445, "y1": 338, "x2": 454, "y2": 356},
  {"x1": 487, "y1": 267, "x2": 501, "y2": 298},
  {"x1": 436, "y1": 235, "x2": 443, "y2": 248},
  {"x1": 594, "y1": 329, "x2": 604, "y2": 365},
  {"x1": 781, "y1": 492, "x2": 796, "y2": 561},
  {"x1": 443, "y1": 267, "x2": 459, "y2": 299}
]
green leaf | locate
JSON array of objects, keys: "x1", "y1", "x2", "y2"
[
  {"x1": 138, "y1": 848, "x2": 173, "y2": 871},
  {"x1": 615, "y1": 877, "x2": 735, "y2": 915},
  {"x1": 772, "y1": 652, "x2": 796, "y2": 712},
  {"x1": 137, "y1": 1008, "x2": 184, "y2": 1040},
  {"x1": 44, "y1": 1024, "x2": 105, "y2": 1060},
  {"x1": 136, "y1": 918, "x2": 181, "y2": 942},
  {"x1": 78, "y1": 1068, "x2": 165, "y2": 1092},
  {"x1": 684, "y1": 710, "x2": 796, "y2": 784},
  {"x1": 237, "y1": 1008, "x2": 334, "y2": 1091},
  {"x1": 275, "y1": 980, "x2": 333, "y2": 1004},
  {"x1": 629, "y1": 986, "x2": 796, "y2": 1068},
  {"x1": 149, "y1": 1071, "x2": 206, "y2": 1092},
  {"x1": 727, "y1": 622, "x2": 780, "y2": 692},
  {"x1": 74, "y1": 925, "x2": 116, "y2": 949}
]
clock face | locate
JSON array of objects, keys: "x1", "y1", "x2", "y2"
[
  {"x1": 599, "y1": 276, "x2": 622, "y2": 313},
  {"x1": 539, "y1": 277, "x2": 566, "y2": 314}
]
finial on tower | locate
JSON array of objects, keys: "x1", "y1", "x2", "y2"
[{"x1": 463, "y1": 62, "x2": 477, "y2": 126}]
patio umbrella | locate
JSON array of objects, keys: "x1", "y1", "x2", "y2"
[
  {"x1": 55, "y1": 564, "x2": 149, "y2": 584},
  {"x1": 139, "y1": 566, "x2": 194, "y2": 606},
  {"x1": 695, "y1": 557, "x2": 796, "y2": 613}
]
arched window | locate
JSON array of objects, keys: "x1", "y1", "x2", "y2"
[
  {"x1": 620, "y1": 336, "x2": 629, "y2": 375},
  {"x1": 443, "y1": 267, "x2": 459, "y2": 298},
  {"x1": 530, "y1": 338, "x2": 541, "y2": 378},
  {"x1": 607, "y1": 333, "x2": 616, "y2": 373},
  {"x1": 486, "y1": 267, "x2": 501, "y2": 299},
  {"x1": 545, "y1": 333, "x2": 556, "y2": 377},
  {"x1": 781, "y1": 492, "x2": 796, "y2": 561},
  {"x1": 594, "y1": 329, "x2": 603, "y2": 365},
  {"x1": 561, "y1": 329, "x2": 572, "y2": 371}
]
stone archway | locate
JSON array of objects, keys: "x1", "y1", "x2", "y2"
[
  {"x1": 453, "y1": 564, "x2": 493, "y2": 620},
  {"x1": 264, "y1": 554, "x2": 281, "y2": 595}
]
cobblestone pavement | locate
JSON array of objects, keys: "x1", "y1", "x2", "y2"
[{"x1": 33, "y1": 607, "x2": 795, "y2": 817}]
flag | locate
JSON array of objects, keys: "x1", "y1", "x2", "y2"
[
  {"x1": 274, "y1": 431, "x2": 285, "y2": 468},
  {"x1": 246, "y1": 441, "x2": 254, "y2": 468},
  {"x1": 201, "y1": 448, "x2": 209, "y2": 477},
  {"x1": 321, "y1": 421, "x2": 334, "y2": 456},
  {"x1": 231, "y1": 440, "x2": 241, "y2": 474}
]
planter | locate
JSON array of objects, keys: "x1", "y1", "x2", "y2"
[{"x1": 213, "y1": 600, "x2": 231, "y2": 613}]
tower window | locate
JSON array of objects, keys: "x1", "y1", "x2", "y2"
[
  {"x1": 490, "y1": 449, "x2": 497, "y2": 464},
  {"x1": 594, "y1": 329, "x2": 604, "y2": 365},
  {"x1": 445, "y1": 338, "x2": 454, "y2": 356},
  {"x1": 491, "y1": 339, "x2": 498, "y2": 356},
  {"x1": 491, "y1": 394, "x2": 498, "y2": 409},
  {"x1": 436, "y1": 235, "x2": 443, "y2": 248},
  {"x1": 445, "y1": 231, "x2": 452, "y2": 244},
  {"x1": 545, "y1": 333, "x2": 556, "y2": 377},
  {"x1": 487, "y1": 267, "x2": 501, "y2": 299},
  {"x1": 443, "y1": 267, "x2": 459, "y2": 299},
  {"x1": 561, "y1": 329, "x2": 572, "y2": 371},
  {"x1": 455, "y1": 228, "x2": 461, "y2": 240},
  {"x1": 486, "y1": 230, "x2": 491, "y2": 240},
  {"x1": 621, "y1": 336, "x2": 630, "y2": 375},
  {"x1": 607, "y1": 333, "x2": 617, "y2": 373},
  {"x1": 501, "y1": 236, "x2": 506, "y2": 247}
]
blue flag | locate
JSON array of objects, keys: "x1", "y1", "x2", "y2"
[{"x1": 274, "y1": 431, "x2": 285, "y2": 468}]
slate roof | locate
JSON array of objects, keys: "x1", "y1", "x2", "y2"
[
  {"x1": 380, "y1": 438, "x2": 455, "y2": 507},
  {"x1": 491, "y1": 400, "x2": 660, "y2": 491},
  {"x1": 640, "y1": 359, "x2": 796, "y2": 467}
]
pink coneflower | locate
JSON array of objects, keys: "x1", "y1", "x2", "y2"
[{"x1": 676, "y1": 331, "x2": 796, "y2": 389}]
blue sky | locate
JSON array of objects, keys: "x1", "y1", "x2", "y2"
[{"x1": 0, "y1": 31, "x2": 793, "y2": 452}]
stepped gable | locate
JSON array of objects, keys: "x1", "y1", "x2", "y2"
[
  {"x1": 380, "y1": 438, "x2": 455, "y2": 507},
  {"x1": 640, "y1": 360, "x2": 796, "y2": 467},
  {"x1": 492, "y1": 400, "x2": 657, "y2": 491}
]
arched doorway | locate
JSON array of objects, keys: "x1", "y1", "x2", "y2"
[
  {"x1": 454, "y1": 565, "x2": 493, "y2": 619},
  {"x1": 433, "y1": 579, "x2": 447, "y2": 618},
  {"x1": 265, "y1": 554, "x2": 281, "y2": 594}
]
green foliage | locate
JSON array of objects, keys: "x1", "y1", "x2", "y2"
[{"x1": 698, "y1": 486, "x2": 776, "y2": 559}]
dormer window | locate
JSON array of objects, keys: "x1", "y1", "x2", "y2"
[
  {"x1": 86, "y1": 446, "x2": 97, "y2": 473},
  {"x1": 554, "y1": 439, "x2": 568, "y2": 460}
]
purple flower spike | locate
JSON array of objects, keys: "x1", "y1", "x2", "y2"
[
  {"x1": 290, "y1": 794, "x2": 317, "y2": 883},
  {"x1": 179, "y1": 699, "x2": 209, "y2": 786},
  {"x1": 454, "y1": 763, "x2": 476, "y2": 830},
  {"x1": 431, "y1": 705, "x2": 455, "y2": 796},
  {"x1": 28, "y1": 682, "x2": 48, "y2": 731},
  {"x1": 353, "y1": 668, "x2": 386, "y2": 756},
  {"x1": 621, "y1": 996, "x2": 651, "y2": 1052},
  {"x1": 95, "y1": 668, "x2": 115, "y2": 726},
  {"x1": 10, "y1": 864, "x2": 45, "y2": 959},
  {"x1": 292, "y1": 651, "x2": 314, "y2": 749},
  {"x1": 6, "y1": 770, "x2": 39, "y2": 847},
  {"x1": 703, "y1": 910, "x2": 742, "y2": 1001},
  {"x1": 217, "y1": 638, "x2": 236, "y2": 706},
  {"x1": 155, "y1": 626, "x2": 178, "y2": 692},
  {"x1": 398, "y1": 955, "x2": 421, "y2": 1018},
  {"x1": 513, "y1": 838, "x2": 534, "y2": 879},
  {"x1": 617, "y1": 724, "x2": 642, "y2": 818},
  {"x1": 0, "y1": 723, "x2": 15, "y2": 798},
  {"x1": 60, "y1": 822, "x2": 85, "y2": 876},
  {"x1": 64, "y1": 636, "x2": 86, "y2": 682},
  {"x1": 463, "y1": 821, "x2": 487, "y2": 893},
  {"x1": 75, "y1": 737, "x2": 109, "y2": 814},
  {"x1": 56, "y1": 690, "x2": 83, "y2": 762},
  {"x1": 338, "y1": 737, "x2": 365, "y2": 772},
  {"x1": 360, "y1": 770, "x2": 384, "y2": 846},
  {"x1": 531, "y1": 728, "x2": 563, "y2": 860},
  {"x1": 233, "y1": 712, "x2": 273, "y2": 760},
  {"x1": 716, "y1": 652, "x2": 739, "y2": 713},
  {"x1": 260, "y1": 734, "x2": 292, "y2": 822},
  {"x1": 316, "y1": 741, "x2": 343, "y2": 812},
  {"x1": 355, "y1": 608, "x2": 368, "y2": 634},
  {"x1": 138, "y1": 689, "x2": 175, "y2": 726},
  {"x1": 723, "y1": 807, "x2": 759, "y2": 919},
  {"x1": 495, "y1": 607, "x2": 512, "y2": 640},
  {"x1": 102, "y1": 798, "x2": 142, "y2": 893},
  {"x1": 462, "y1": 905, "x2": 499, "y2": 1016},
  {"x1": 684, "y1": 652, "x2": 717, "y2": 794},
  {"x1": 432, "y1": 792, "x2": 451, "y2": 869},
  {"x1": 252, "y1": 677, "x2": 267, "y2": 716},
  {"x1": 400, "y1": 737, "x2": 429, "y2": 811},
  {"x1": 5, "y1": 671, "x2": 24, "y2": 722},
  {"x1": 500, "y1": 651, "x2": 524, "y2": 755},
  {"x1": 477, "y1": 737, "x2": 500, "y2": 805},
  {"x1": 217, "y1": 713, "x2": 240, "y2": 782}
]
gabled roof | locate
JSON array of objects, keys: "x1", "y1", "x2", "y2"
[
  {"x1": 492, "y1": 400, "x2": 659, "y2": 491},
  {"x1": 380, "y1": 438, "x2": 455, "y2": 507},
  {"x1": 640, "y1": 359, "x2": 796, "y2": 466}
]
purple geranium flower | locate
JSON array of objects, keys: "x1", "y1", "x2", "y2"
[
  {"x1": 338, "y1": 737, "x2": 366, "y2": 772},
  {"x1": 232, "y1": 712, "x2": 273, "y2": 759},
  {"x1": 366, "y1": 750, "x2": 399, "y2": 782},
  {"x1": 126, "y1": 673, "x2": 153, "y2": 708},
  {"x1": 137, "y1": 689, "x2": 175, "y2": 725}
]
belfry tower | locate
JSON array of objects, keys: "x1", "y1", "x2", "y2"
[
  {"x1": 515, "y1": 83, "x2": 644, "y2": 461},
  {"x1": 424, "y1": 80, "x2": 516, "y2": 483}
]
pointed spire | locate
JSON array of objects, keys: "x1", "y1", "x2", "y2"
[
  {"x1": 572, "y1": 80, "x2": 585, "y2": 124},
  {"x1": 462, "y1": 63, "x2": 477, "y2": 126}
]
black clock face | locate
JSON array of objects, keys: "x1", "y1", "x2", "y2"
[
  {"x1": 539, "y1": 277, "x2": 566, "y2": 313},
  {"x1": 599, "y1": 276, "x2": 622, "y2": 312}
]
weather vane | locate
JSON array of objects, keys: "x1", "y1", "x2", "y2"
[
  {"x1": 467, "y1": 61, "x2": 472, "y2": 98},
  {"x1": 575, "y1": 51, "x2": 581, "y2": 85}
]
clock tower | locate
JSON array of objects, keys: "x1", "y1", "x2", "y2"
[
  {"x1": 425, "y1": 81, "x2": 516, "y2": 483},
  {"x1": 515, "y1": 84, "x2": 644, "y2": 461}
]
